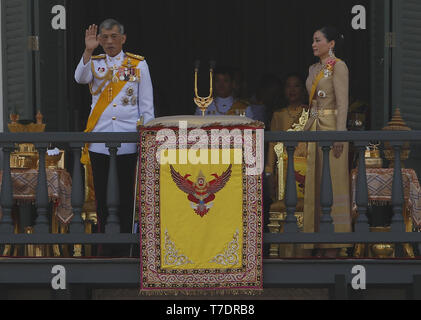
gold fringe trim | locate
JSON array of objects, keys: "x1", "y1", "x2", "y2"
[{"x1": 138, "y1": 289, "x2": 263, "y2": 297}]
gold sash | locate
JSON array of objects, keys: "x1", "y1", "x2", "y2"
[
  {"x1": 81, "y1": 57, "x2": 140, "y2": 165},
  {"x1": 303, "y1": 58, "x2": 352, "y2": 250}
]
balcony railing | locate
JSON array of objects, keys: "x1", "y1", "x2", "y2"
[{"x1": 0, "y1": 131, "x2": 421, "y2": 300}]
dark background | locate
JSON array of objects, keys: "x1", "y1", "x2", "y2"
[{"x1": 65, "y1": 0, "x2": 370, "y2": 131}]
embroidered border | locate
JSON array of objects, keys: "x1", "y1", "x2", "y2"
[
  {"x1": 163, "y1": 229, "x2": 194, "y2": 267},
  {"x1": 209, "y1": 230, "x2": 240, "y2": 266},
  {"x1": 139, "y1": 127, "x2": 263, "y2": 291}
]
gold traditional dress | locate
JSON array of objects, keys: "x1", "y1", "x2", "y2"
[
  {"x1": 266, "y1": 105, "x2": 308, "y2": 258},
  {"x1": 303, "y1": 59, "x2": 352, "y2": 249},
  {"x1": 265, "y1": 106, "x2": 305, "y2": 176}
]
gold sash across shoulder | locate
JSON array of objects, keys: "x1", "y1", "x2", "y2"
[
  {"x1": 309, "y1": 59, "x2": 341, "y2": 105},
  {"x1": 81, "y1": 56, "x2": 141, "y2": 165},
  {"x1": 303, "y1": 59, "x2": 352, "y2": 250}
]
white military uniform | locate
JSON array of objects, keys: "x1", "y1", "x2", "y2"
[
  {"x1": 195, "y1": 96, "x2": 234, "y2": 116},
  {"x1": 195, "y1": 96, "x2": 254, "y2": 118},
  {"x1": 74, "y1": 50, "x2": 154, "y2": 155}
]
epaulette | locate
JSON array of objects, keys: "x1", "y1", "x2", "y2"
[
  {"x1": 92, "y1": 54, "x2": 106, "y2": 60},
  {"x1": 232, "y1": 99, "x2": 249, "y2": 108},
  {"x1": 226, "y1": 100, "x2": 249, "y2": 116},
  {"x1": 126, "y1": 52, "x2": 145, "y2": 61}
]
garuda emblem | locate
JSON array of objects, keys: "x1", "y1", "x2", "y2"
[{"x1": 170, "y1": 165, "x2": 233, "y2": 217}]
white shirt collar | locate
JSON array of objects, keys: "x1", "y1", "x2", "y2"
[{"x1": 107, "y1": 51, "x2": 124, "y2": 63}]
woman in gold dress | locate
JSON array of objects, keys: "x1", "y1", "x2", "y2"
[
  {"x1": 265, "y1": 74, "x2": 308, "y2": 199},
  {"x1": 303, "y1": 26, "x2": 352, "y2": 257},
  {"x1": 264, "y1": 74, "x2": 308, "y2": 258}
]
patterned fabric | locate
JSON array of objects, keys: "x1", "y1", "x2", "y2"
[
  {"x1": 351, "y1": 168, "x2": 421, "y2": 227},
  {"x1": 138, "y1": 123, "x2": 263, "y2": 295},
  {"x1": 0, "y1": 169, "x2": 73, "y2": 224}
]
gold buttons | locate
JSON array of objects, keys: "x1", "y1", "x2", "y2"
[
  {"x1": 113, "y1": 103, "x2": 117, "y2": 107},
  {"x1": 112, "y1": 117, "x2": 117, "y2": 121}
]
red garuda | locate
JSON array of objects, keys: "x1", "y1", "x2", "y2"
[{"x1": 170, "y1": 165, "x2": 233, "y2": 217}]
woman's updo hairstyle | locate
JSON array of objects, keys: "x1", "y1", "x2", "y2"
[{"x1": 318, "y1": 26, "x2": 345, "y2": 57}]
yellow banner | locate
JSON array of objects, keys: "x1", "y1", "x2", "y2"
[{"x1": 160, "y1": 149, "x2": 243, "y2": 270}]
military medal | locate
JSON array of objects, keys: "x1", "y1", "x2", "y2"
[
  {"x1": 122, "y1": 96, "x2": 129, "y2": 106},
  {"x1": 111, "y1": 65, "x2": 119, "y2": 83},
  {"x1": 124, "y1": 68, "x2": 130, "y2": 81},
  {"x1": 318, "y1": 90, "x2": 327, "y2": 98},
  {"x1": 323, "y1": 59, "x2": 336, "y2": 78},
  {"x1": 118, "y1": 67, "x2": 125, "y2": 81},
  {"x1": 131, "y1": 96, "x2": 137, "y2": 105},
  {"x1": 126, "y1": 87, "x2": 134, "y2": 96},
  {"x1": 128, "y1": 68, "x2": 134, "y2": 82},
  {"x1": 133, "y1": 68, "x2": 141, "y2": 82},
  {"x1": 121, "y1": 58, "x2": 141, "y2": 82}
]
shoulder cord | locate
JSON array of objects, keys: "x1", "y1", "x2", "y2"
[{"x1": 89, "y1": 60, "x2": 112, "y2": 96}]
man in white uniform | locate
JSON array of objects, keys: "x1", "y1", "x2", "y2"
[
  {"x1": 74, "y1": 19, "x2": 154, "y2": 252},
  {"x1": 195, "y1": 67, "x2": 251, "y2": 117}
]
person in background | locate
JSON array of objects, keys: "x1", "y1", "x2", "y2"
[
  {"x1": 194, "y1": 66, "x2": 249, "y2": 116},
  {"x1": 249, "y1": 74, "x2": 284, "y2": 127},
  {"x1": 265, "y1": 73, "x2": 308, "y2": 200}
]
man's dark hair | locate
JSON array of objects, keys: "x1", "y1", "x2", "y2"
[
  {"x1": 214, "y1": 66, "x2": 235, "y2": 82},
  {"x1": 99, "y1": 18, "x2": 125, "y2": 34}
]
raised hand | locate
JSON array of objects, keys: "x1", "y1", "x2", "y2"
[{"x1": 85, "y1": 24, "x2": 99, "y2": 52}]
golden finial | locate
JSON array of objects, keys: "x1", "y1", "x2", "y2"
[
  {"x1": 36, "y1": 111, "x2": 43, "y2": 125},
  {"x1": 382, "y1": 108, "x2": 411, "y2": 132},
  {"x1": 382, "y1": 108, "x2": 412, "y2": 167},
  {"x1": 10, "y1": 113, "x2": 19, "y2": 124},
  {"x1": 194, "y1": 60, "x2": 215, "y2": 117}
]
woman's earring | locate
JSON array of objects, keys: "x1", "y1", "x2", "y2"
[{"x1": 329, "y1": 48, "x2": 335, "y2": 58}]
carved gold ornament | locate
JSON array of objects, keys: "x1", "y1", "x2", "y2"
[
  {"x1": 209, "y1": 230, "x2": 240, "y2": 266},
  {"x1": 164, "y1": 230, "x2": 194, "y2": 266}
]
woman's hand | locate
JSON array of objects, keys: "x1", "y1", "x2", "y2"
[{"x1": 333, "y1": 142, "x2": 344, "y2": 159}]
